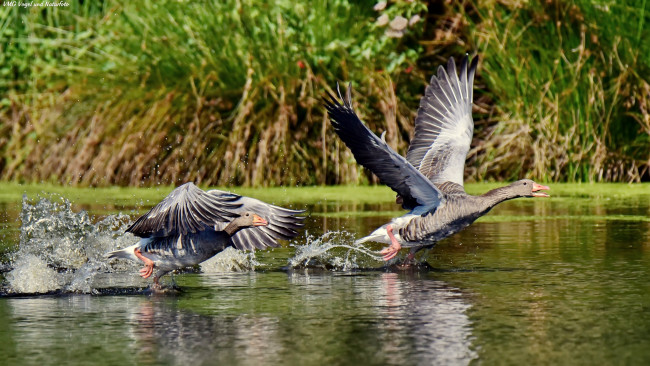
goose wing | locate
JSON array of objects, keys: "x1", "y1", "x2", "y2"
[
  {"x1": 324, "y1": 83, "x2": 444, "y2": 214},
  {"x1": 211, "y1": 195, "x2": 306, "y2": 251},
  {"x1": 406, "y1": 55, "x2": 479, "y2": 186},
  {"x1": 126, "y1": 182, "x2": 242, "y2": 238}
]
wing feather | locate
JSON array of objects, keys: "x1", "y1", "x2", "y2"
[
  {"x1": 406, "y1": 55, "x2": 479, "y2": 186},
  {"x1": 126, "y1": 182, "x2": 242, "y2": 238},
  {"x1": 210, "y1": 194, "x2": 305, "y2": 251},
  {"x1": 324, "y1": 83, "x2": 444, "y2": 214}
]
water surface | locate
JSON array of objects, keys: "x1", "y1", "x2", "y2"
[{"x1": 1, "y1": 185, "x2": 650, "y2": 365}]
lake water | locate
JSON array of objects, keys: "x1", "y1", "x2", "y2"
[{"x1": 1, "y1": 186, "x2": 650, "y2": 365}]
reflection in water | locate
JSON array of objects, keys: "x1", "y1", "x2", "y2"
[
  {"x1": 133, "y1": 271, "x2": 476, "y2": 365},
  {"x1": 376, "y1": 273, "x2": 477, "y2": 365},
  {"x1": 3, "y1": 272, "x2": 476, "y2": 365},
  {"x1": 133, "y1": 300, "x2": 284, "y2": 365},
  {"x1": 286, "y1": 270, "x2": 476, "y2": 365}
]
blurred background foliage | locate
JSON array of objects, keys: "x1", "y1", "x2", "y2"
[{"x1": 0, "y1": 0, "x2": 649, "y2": 187}]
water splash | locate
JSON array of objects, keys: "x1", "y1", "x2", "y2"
[
  {"x1": 288, "y1": 231, "x2": 381, "y2": 271},
  {"x1": 4, "y1": 195, "x2": 137, "y2": 294},
  {"x1": 5, "y1": 254, "x2": 62, "y2": 293},
  {"x1": 201, "y1": 247, "x2": 260, "y2": 272},
  {"x1": 2, "y1": 195, "x2": 273, "y2": 295}
]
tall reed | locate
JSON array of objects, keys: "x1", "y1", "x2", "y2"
[
  {"x1": 2, "y1": 0, "x2": 650, "y2": 186},
  {"x1": 0, "y1": 0, "x2": 424, "y2": 186},
  {"x1": 455, "y1": 0, "x2": 650, "y2": 182}
]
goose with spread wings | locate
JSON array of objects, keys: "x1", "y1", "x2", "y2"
[
  {"x1": 106, "y1": 182, "x2": 305, "y2": 286},
  {"x1": 324, "y1": 55, "x2": 549, "y2": 262}
]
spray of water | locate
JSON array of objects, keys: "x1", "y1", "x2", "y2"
[
  {"x1": 201, "y1": 247, "x2": 260, "y2": 273},
  {"x1": 6, "y1": 254, "x2": 61, "y2": 293},
  {"x1": 2, "y1": 195, "x2": 264, "y2": 295},
  {"x1": 288, "y1": 231, "x2": 382, "y2": 271},
  {"x1": 3, "y1": 195, "x2": 137, "y2": 294}
]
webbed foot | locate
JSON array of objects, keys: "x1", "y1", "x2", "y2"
[
  {"x1": 380, "y1": 224, "x2": 402, "y2": 261},
  {"x1": 134, "y1": 248, "x2": 155, "y2": 279}
]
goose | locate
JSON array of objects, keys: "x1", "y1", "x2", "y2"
[
  {"x1": 324, "y1": 55, "x2": 549, "y2": 263},
  {"x1": 107, "y1": 182, "x2": 305, "y2": 287}
]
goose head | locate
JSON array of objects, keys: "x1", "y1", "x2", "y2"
[
  {"x1": 508, "y1": 179, "x2": 550, "y2": 197},
  {"x1": 236, "y1": 212, "x2": 268, "y2": 227},
  {"x1": 223, "y1": 212, "x2": 269, "y2": 236}
]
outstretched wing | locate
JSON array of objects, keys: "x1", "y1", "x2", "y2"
[
  {"x1": 324, "y1": 83, "x2": 444, "y2": 215},
  {"x1": 211, "y1": 194, "x2": 305, "y2": 251},
  {"x1": 406, "y1": 55, "x2": 478, "y2": 186},
  {"x1": 126, "y1": 182, "x2": 242, "y2": 238}
]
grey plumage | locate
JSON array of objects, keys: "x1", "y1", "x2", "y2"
[
  {"x1": 126, "y1": 182, "x2": 242, "y2": 237},
  {"x1": 210, "y1": 195, "x2": 306, "y2": 251},
  {"x1": 325, "y1": 55, "x2": 549, "y2": 259},
  {"x1": 107, "y1": 182, "x2": 305, "y2": 280},
  {"x1": 407, "y1": 56, "x2": 478, "y2": 185},
  {"x1": 125, "y1": 183, "x2": 304, "y2": 251},
  {"x1": 398, "y1": 180, "x2": 541, "y2": 244}
]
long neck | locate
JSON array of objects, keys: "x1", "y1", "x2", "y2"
[
  {"x1": 480, "y1": 185, "x2": 521, "y2": 210},
  {"x1": 223, "y1": 220, "x2": 242, "y2": 236}
]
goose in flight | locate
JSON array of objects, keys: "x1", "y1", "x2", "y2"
[
  {"x1": 324, "y1": 55, "x2": 549, "y2": 262},
  {"x1": 107, "y1": 182, "x2": 305, "y2": 287}
]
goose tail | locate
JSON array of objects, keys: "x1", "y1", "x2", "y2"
[
  {"x1": 105, "y1": 243, "x2": 140, "y2": 261},
  {"x1": 354, "y1": 227, "x2": 391, "y2": 246}
]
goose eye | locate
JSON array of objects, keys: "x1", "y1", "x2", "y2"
[{"x1": 523, "y1": 182, "x2": 527, "y2": 186}]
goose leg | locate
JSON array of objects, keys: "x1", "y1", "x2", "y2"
[
  {"x1": 134, "y1": 248, "x2": 155, "y2": 279},
  {"x1": 152, "y1": 276, "x2": 161, "y2": 290},
  {"x1": 405, "y1": 248, "x2": 417, "y2": 263},
  {"x1": 380, "y1": 225, "x2": 401, "y2": 261},
  {"x1": 402, "y1": 246, "x2": 433, "y2": 267}
]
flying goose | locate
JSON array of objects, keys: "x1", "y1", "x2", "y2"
[
  {"x1": 107, "y1": 182, "x2": 305, "y2": 286},
  {"x1": 324, "y1": 55, "x2": 549, "y2": 262}
]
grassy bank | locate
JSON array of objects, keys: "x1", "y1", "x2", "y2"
[
  {"x1": 1, "y1": 0, "x2": 650, "y2": 186},
  {"x1": 3, "y1": 182, "x2": 650, "y2": 207}
]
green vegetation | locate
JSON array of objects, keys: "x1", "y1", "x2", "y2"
[
  {"x1": 0, "y1": 0, "x2": 424, "y2": 186},
  {"x1": 0, "y1": 182, "x2": 398, "y2": 206},
  {"x1": 1, "y1": 0, "x2": 649, "y2": 186},
  {"x1": 4, "y1": 182, "x2": 650, "y2": 207},
  {"x1": 459, "y1": 0, "x2": 650, "y2": 183}
]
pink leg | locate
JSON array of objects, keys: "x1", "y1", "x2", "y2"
[
  {"x1": 379, "y1": 224, "x2": 402, "y2": 261},
  {"x1": 134, "y1": 248, "x2": 155, "y2": 279}
]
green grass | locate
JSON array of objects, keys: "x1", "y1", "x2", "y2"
[
  {"x1": 3, "y1": 182, "x2": 650, "y2": 207},
  {"x1": 0, "y1": 182, "x2": 396, "y2": 206}
]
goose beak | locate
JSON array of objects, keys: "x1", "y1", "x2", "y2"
[
  {"x1": 252, "y1": 214, "x2": 268, "y2": 226},
  {"x1": 532, "y1": 183, "x2": 550, "y2": 197}
]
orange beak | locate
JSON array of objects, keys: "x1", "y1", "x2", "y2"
[
  {"x1": 532, "y1": 183, "x2": 550, "y2": 197},
  {"x1": 252, "y1": 214, "x2": 268, "y2": 226}
]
